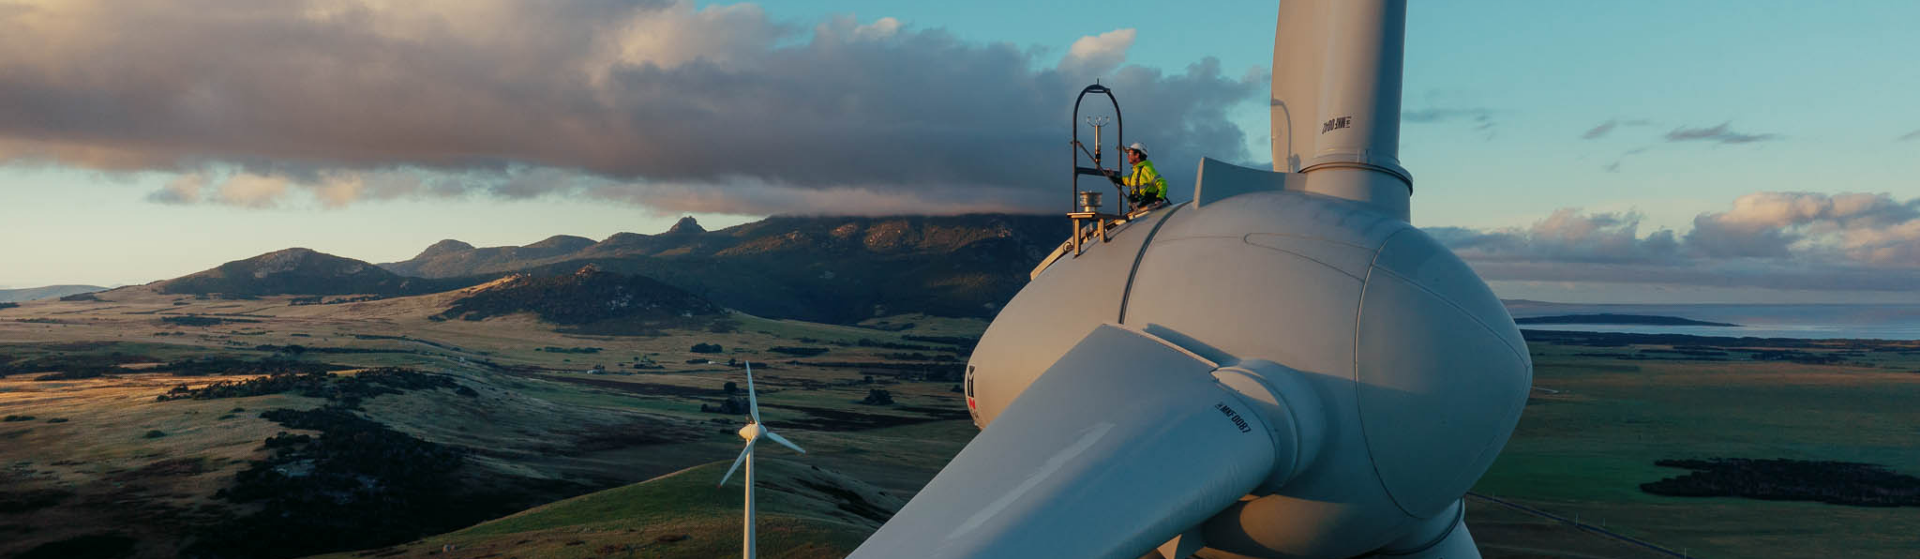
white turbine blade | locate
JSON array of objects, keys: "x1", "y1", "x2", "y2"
[
  {"x1": 847, "y1": 325, "x2": 1279, "y2": 559},
  {"x1": 745, "y1": 360, "x2": 761, "y2": 424},
  {"x1": 762, "y1": 429, "x2": 806, "y2": 454},
  {"x1": 718, "y1": 438, "x2": 756, "y2": 487}
]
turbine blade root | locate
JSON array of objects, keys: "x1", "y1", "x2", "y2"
[{"x1": 719, "y1": 438, "x2": 757, "y2": 486}]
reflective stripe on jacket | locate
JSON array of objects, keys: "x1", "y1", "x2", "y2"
[{"x1": 1123, "y1": 159, "x2": 1168, "y2": 200}]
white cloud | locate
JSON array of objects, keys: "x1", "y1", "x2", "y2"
[
  {"x1": 1431, "y1": 192, "x2": 1920, "y2": 292},
  {"x1": 1058, "y1": 28, "x2": 1136, "y2": 76}
]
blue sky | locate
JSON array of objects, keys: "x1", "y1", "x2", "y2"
[{"x1": 1, "y1": 0, "x2": 1916, "y2": 302}]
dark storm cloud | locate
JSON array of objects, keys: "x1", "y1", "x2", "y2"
[
  {"x1": 1429, "y1": 192, "x2": 1920, "y2": 292},
  {"x1": 0, "y1": 0, "x2": 1260, "y2": 213},
  {"x1": 1663, "y1": 122, "x2": 1778, "y2": 144}
]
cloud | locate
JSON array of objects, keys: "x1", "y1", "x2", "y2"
[
  {"x1": 1685, "y1": 192, "x2": 1920, "y2": 263},
  {"x1": 1580, "y1": 118, "x2": 1651, "y2": 140},
  {"x1": 1403, "y1": 106, "x2": 1495, "y2": 140},
  {"x1": 1601, "y1": 146, "x2": 1648, "y2": 173},
  {"x1": 1582, "y1": 121, "x2": 1618, "y2": 140},
  {"x1": 1402, "y1": 107, "x2": 1492, "y2": 124},
  {"x1": 1058, "y1": 28, "x2": 1135, "y2": 76},
  {"x1": 1899, "y1": 129, "x2": 1920, "y2": 142},
  {"x1": 0, "y1": 1, "x2": 1261, "y2": 214},
  {"x1": 1430, "y1": 192, "x2": 1920, "y2": 292},
  {"x1": 1428, "y1": 209, "x2": 1679, "y2": 265},
  {"x1": 1664, "y1": 122, "x2": 1779, "y2": 144}
]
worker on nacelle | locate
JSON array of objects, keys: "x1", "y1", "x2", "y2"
[{"x1": 1117, "y1": 142, "x2": 1167, "y2": 210}]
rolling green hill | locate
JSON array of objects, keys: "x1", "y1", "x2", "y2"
[
  {"x1": 309, "y1": 459, "x2": 903, "y2": 559},
  {"x1": 435, "y1": 265, "x2": 729, "y2": 335}
]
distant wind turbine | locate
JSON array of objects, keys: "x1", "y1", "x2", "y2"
[{"x1": 717, "y1": 361, "x2": 806, "y2": 559}]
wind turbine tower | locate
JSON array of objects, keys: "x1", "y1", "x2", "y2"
[{"x1": 717, "y1": 362, "x2": 806, "y2": 559}]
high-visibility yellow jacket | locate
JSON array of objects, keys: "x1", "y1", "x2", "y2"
[{"x1": 1123, "y1": 159, "x2": 1168, "y2": 201}]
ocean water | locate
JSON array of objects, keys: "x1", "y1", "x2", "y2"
[{"x1": 1503, "y1": 303, "x2": 1920, "y2": 341}]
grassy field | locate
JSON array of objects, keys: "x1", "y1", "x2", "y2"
[
  {"x1": 0, "y1": 286, "x2": 976, "y2": 558},
  {"x1": 1475, "y1": 335, "x2": 1920, "y2": 559},
  {"x1": 307, "y1": 459, "x2": 904, "y2": 559},
  {"x1": 5, "y1": 287, "x2": 1920, "y2": 558}
]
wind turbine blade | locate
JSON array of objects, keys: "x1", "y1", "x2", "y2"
[
  {"x1": 763, "y1": 429, "x2": 806, "y2": 454},
  {"x1": 745, "y1": 361, "x2": 761, "y2": 424},
  {"x1": 718, "y1": 438, "x2": 757, "y2": 487},
  {"x1": 847, "y1": 325, "x2": 1279, "y2": 559}
]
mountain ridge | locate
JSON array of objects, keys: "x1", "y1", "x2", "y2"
[
  {"x1": 156, "y1": 248, "x2": 489, "y2": 298},
  {"x1": 379, "y1": 214, "x2": 1063, "y2": 323}
]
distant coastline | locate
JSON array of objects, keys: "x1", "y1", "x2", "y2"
[{"x1": 1514, "y1": 313, "x2": 1738, "y2": 327}]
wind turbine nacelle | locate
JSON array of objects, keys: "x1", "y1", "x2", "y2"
[{"x1": 959, "y1": 159, "x2": 1531, "y2": 558}]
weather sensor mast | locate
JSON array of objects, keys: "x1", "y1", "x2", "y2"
[{"x1": 1271, "y1": 0, "x2": 1412, "y2": 221}]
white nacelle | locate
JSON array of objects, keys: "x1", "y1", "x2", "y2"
[
  {"x1": 850, "y1": 2, "x2": 1530, "y2": 557},
  {"x1": 960, "y1": 158, "x2": 1530, "y2": 557}
]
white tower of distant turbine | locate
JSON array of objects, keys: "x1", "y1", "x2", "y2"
[{"x1": 717, "y1": 362, "x2": 806, "y2": 559}]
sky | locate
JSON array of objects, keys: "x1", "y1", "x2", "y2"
[{"x1": 1, "y1": 0, "x2": 1917, "y2": 303}]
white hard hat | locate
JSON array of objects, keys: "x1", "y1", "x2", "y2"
[{"x1": 1126, "y1": 142, "x2": 1148, "y2": 157}]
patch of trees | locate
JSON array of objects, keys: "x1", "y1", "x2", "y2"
[
  {"x1": 860, "y1": 389, "x2": 894, "y2": 406},
  {"x1": 789, "y1": 360, "x2": 967, "y2": 382},
  {"x1": 691, "y1": 342, "x2": 723, "y2": 354},
  {"x1": 0, "y1": 302, "x2": 17, "y2": 309},
  {"x1": 156, "y1": 368, "x2": 470, "y2": 409},
  {"x1": 289, "y1": 295, "x2": 383, "y2": 306},
  {"x1": 882, "y1": 352, "x2": 957, "y2": 362},
  {"x1": 536, "y1": 346, "x2": 603, "y2": 354},
  {"x1": 768, "y1": 346, "x2": 830, "y2": 357},
  {"x1": 701, "y1": 396, "x2": 749, "y2": 415},
  {"x1": 184, "y1": 407, "x2": 492, "y2": 559},
  {"x1": 151, "y1": 356, "x2": 348, "y2": 377},
  {"x1": 3, "y1": 415, "x2": 34, "y2": 422},
  {"x1": 1641, "y1": 458, "x2": 1920, "y2": 507},
  {"x1": 1640, "y1": 348, "x2": 1729, "y2": 357},
  {"x1": 854, "y1": 338, "x2": 951, "y2": 352},
  {"x1": 162, "y1": 315, "x2": 260, "y2": 327},
  {"x1": 901, "y1": 335, "x2": 979, "y2": 348},
  {"x1": 58, "y1": 292, "x2": 99, "y2": 302},
  {"x1": 3, "y1": 351, "x2": 156, "y2": 380},
  {"x1": 1745, "y1": 349, "x2": 1848, "y2": 365},
  {"x1": 31, "y1": 369, "x2": 112, "y2": 381},
  {"x1": 250, "y1": 344, "x2": 408, "y2": 355}
]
